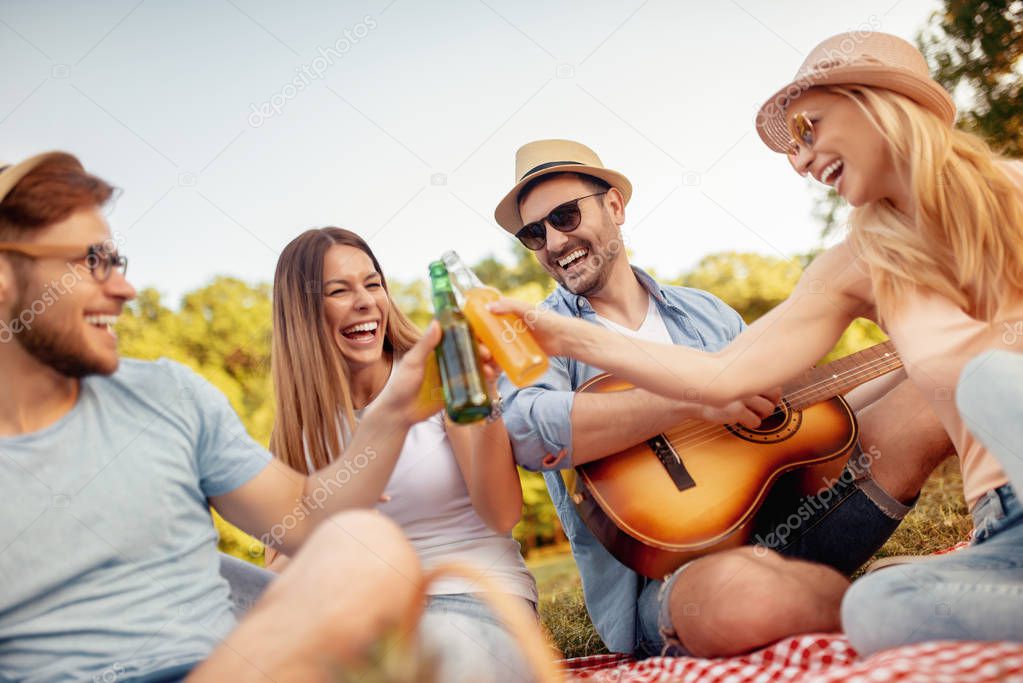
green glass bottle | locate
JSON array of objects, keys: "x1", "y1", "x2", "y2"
[{"x1": 428, "y1": 261, "x2": 491, "y2": 423}]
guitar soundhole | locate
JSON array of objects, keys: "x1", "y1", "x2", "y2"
[
  {"x1": 757, "y1": 407, "x2": 789, "y2": 432},
  {"x1": 726, "y1": 399, "x2": 802, "y2": 444}
]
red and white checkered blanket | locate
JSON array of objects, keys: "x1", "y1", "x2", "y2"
[{"x1": 561, "y1": 635, "x2": 1023, "y2": 682}]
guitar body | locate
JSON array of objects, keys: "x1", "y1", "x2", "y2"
[{"x1": 569, "y1": 374, "x2": 858, "y2": 579}]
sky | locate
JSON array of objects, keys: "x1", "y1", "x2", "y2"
[{"x1": 0, "y1": 0, "x2": 941, "y2": 305}]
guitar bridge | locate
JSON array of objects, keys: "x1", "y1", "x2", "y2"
[{"x1": 647, "y1": 434, "x2": 695, "y2": 492}]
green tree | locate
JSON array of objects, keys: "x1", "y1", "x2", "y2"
[
  {"x1": 676, "y1": 252, "x2": 803, "y2": 321},
  {"x1": 475, "y1": 242, "x2": 555, "y2": 295},
  {"x1": 513, "y1": 470, "x2": 564, "y2": 553},
  {"x1": 672, "y1": 251, "x2": 887, "y2": 363},
  {"x1": 389, "y1": 278, "x2": 432, "y2": 328},
  {"x1": 818, "y1": 1, "x2": 1022, "y2": 237},
  {"x1": 921, "y1": 0, "x2": 1023, "y2": 156}
]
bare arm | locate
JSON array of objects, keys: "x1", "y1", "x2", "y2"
[
  {"x1": 493, "y1": 243, "x2": 872, "y2": 406},
  {"x1": 570, "y1": 388, "x2": 780, "y2": 465},
  {"x1": 262, "y1": 491, "x2": 396, "y2": 573},
  {"x1": 444, "y1": 345, "x2": 527, "y2": 534},
  {"x1": 446, "y1": 416, "x2": 523, "y2": 534},
  {"x1": 843, "y1": 368, "x2": 907, "y2": 412},
  {"x1": 211, "y1": 323, "x2": 442, "y2": 556}
]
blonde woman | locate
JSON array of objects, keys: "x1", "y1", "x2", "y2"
[
  {"x1": 266, "y1": 228, "x2": 537, "y2": 680},
  {"x1": 492, "y1": 33, "x2": 1023, "y2": 656}
]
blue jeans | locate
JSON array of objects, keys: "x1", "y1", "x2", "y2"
[
  {"x1": 840, "y1": 349, "x2": 1023, "y2": 656},
  {"x1": 420, "y1": 593, "x2": 538, "y2": 683}
]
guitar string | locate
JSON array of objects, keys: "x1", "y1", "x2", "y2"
[
  {"x1": 659, "y1": 356, "x2": 904, "y2": 452},
  {"x1": 782, "y1": 352, "x2": 902, "y2": 407},
  {"x1": 587, "y1": 346, "x2": 902, "y2": 457},
  {"x1": 772, "y1": 343, "x2": 899, "y2": 407},
  {"x1": 661, "y1": 360, "x2": 904, "y2": 455},
  {"x1": 661, "y1": 351, "x2": 902, "y2": 442},
  {"x1": 662, "y1": 356, "x2": 904, "y2": 448}
]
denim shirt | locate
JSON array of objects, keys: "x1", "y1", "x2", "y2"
[{"x1": 499, "y1": 266, "x2": 745, "y2": 653}]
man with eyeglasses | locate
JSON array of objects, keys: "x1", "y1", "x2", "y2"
[
  {"x1": 0, "y1": 152, "x2": 446, "y2": 681},
  {"x1": 494, "y1": 139, "x2": 952, "y2": 658}
]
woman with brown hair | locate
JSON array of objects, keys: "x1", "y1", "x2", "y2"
[
  {"x1": 265, "y1": 227, "x2": 537, "y2": 680},
  {"x1": 492, "y1": 32, "x2": 1023, "y2": 656}
]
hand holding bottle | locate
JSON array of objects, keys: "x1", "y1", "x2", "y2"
[
  {"x1": 442, "y1": 251, "x2": 549, "y2": 387},
  {"x1": 485, "y1": 296, "x2": 579, "y2": 358},
  {"x1": 377, "y1": 321, "x2": 446, "y2": 426}
]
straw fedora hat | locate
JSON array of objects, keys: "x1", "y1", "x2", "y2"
[
  {"x1": 0, "y1": 151, "x2": 67, "y2": 203},
  {"x1": 756, "y1": 31, "x2": 955, "y2": 153},
  {"x1": 494, "y1": 139, "x2": 632, "y2": 232}
]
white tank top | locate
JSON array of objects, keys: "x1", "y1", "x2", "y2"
[{"x1": 343, "y1": 363, "x2": 538, "y2": 601}]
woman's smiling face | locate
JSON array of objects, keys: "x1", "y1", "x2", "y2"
[
  {"x1": 321, "y1": 244, "x2": 390, "y2": 370},
  {"x1": 786, "y1": 89, "x2": 905, "y2": 209}
]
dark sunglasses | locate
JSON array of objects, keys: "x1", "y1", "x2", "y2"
[
  {"x1": 514, "y1": 192, "x2": 607, "y2": 251},
  {"x1": 0, "y1": 241, "x2": 128, "y2": 282}
]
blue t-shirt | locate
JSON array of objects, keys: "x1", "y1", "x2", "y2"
[{"x1": 0, "y1": 358, "x2": 272, "y2": 682}]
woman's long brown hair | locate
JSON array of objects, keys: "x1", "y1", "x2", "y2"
[{"x1": 270, "y1": 227, "x2": 422, "y2": 473}]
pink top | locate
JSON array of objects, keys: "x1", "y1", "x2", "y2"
[{"x1": 882, "y1": 160, "x2": 1023, "y2": 509}]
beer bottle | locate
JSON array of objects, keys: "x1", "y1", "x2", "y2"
[
  {"x1": 442, "y1": 250, "x2": 549, "y2": 387},
  {"x1": 429, "y1": 261, "x2": 491, "y2": 423}
]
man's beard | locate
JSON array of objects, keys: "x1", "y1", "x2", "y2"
[
  {"x1": 552, "y1": 240, "x2": 617, "y2": 298},
  {"x1": 8, "y1": 291, "x2": 110, "y2": 378}
]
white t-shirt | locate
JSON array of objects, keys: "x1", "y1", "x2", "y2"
[
  {"x1": 337, "y1": 363, "x2": 538, "y2": 602},
  {"x1": 594, "y1": 294, "x2": 673, "y2": 343}
]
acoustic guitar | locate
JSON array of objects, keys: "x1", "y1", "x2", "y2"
[{"x1": 564, "y1": 340, "x2": 903, "y2": 579}]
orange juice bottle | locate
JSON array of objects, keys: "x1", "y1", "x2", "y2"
[{"x1": 441, "y1": 250, "x2": 549, "y2": 387}]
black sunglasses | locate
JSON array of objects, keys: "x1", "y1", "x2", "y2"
[{"x1": 514, "y1": 192, "x2": 607, "y2": 251}]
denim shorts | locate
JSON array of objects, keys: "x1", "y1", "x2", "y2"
[
  {"x1": 420, "y1": 593, "x2": 539, "y2": 683},
  {"x1": 635, "y1": 456, "x2": 910, "y2": 657}
]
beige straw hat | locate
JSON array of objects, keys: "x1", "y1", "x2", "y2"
[
  {"x1": 494, "y1": 139, "x2": 632, "y2": 232},
  {"x1": 755, "y1": 31, "x2": 955, "y2": 153},
  {"x1": 0, "y1": 152, "x2": 66, "y2": 203}
]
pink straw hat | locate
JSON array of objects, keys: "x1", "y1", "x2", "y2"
[{"x1": 755, "y1": 31, "x2": 955, "y2": 153}]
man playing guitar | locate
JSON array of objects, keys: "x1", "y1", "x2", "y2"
[{"x1": 494, "y1": 139, "x2": 953, "y2": 658}]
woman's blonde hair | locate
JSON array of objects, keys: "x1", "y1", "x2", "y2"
[
  {"x1": 270, "y1": 227, "x2": 421, "y2": 473},
  {"x1": 837, "y1": 85, "x2": 1023, "y2": 322}
]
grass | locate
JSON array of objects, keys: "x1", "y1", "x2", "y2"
[
  {"x1": 527, "y1": 457, "x2": 971, "y2": 658},
  {"x1": 528, "y1": 551, "x2": 610, "y2": 658},
  {"x1": 870, "y1": 457, "x2": 971, "y2": 559}
]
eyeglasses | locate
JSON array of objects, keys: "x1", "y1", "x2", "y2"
[
  {"x1": 0, "y1": 242, "x2": 128, "y2": 282},
  {"x1": 514, "y1": 192, "x2": 607, "y2": 251},
  {"x1": 786, "y1": 111, "x2": 815, "y2": 156}
]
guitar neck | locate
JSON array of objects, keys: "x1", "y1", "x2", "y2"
[{"x1": 782, "y1": 340, "x2": 902, "y2": 411}]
